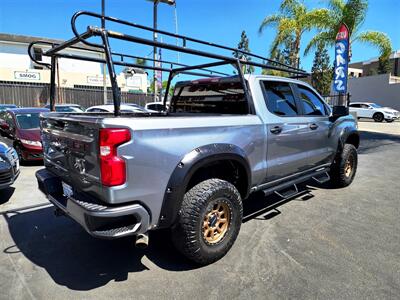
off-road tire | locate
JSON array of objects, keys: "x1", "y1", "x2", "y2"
[
  {"x1": 373, "y1": 112, "x2": 384, "y2": 122},
  {"x1": 330, "y1": 144, "x2": 358, "y2": 188},
  {"x1": 171, "y1": 178, "x2": 243, "y2": 265}
]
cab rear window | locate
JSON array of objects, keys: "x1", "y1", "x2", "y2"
[{"x1": 170, "y1": 81, "x2": 248, "y2": 114}]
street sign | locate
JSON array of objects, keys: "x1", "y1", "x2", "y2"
[
  {"x1": 14, "y1": 71, "x2": 40, "y2": 81},
  {"x1": 333, "y1": 23, "x2": 350, "y2": 94}
]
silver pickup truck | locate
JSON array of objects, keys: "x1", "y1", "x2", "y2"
[
  {"x1": 32, "y1": 11, "x2": 359, "y2": 265},
  {"x1": 36, "y1": 75, "x2": 359, "y2": 265}
]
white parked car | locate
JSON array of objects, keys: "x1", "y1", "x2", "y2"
[
  {"x1": 85, "y1": 104, "x2": 148, "y2": 113},
  {"x1": 349, "y1": 102, "x2": 399, "y2": 122}
]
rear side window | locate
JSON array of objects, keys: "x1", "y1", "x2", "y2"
[
  {"x1": 349, "y1": 104, "x2": 361, "y2": 108},
  {"x1": 262, "y1": 81, "x2": 298, "y2": 116},
  {"x1": 297, "y1": 85, "x2": 328, "y2": 116},
  {"x1": 170, "y1": 80, "x2": 248, "y2": 114}
]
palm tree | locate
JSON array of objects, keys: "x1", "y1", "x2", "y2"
[
  {"x1": 304, "y1": 0, "x2": 392, "y2": 66},
  {"x1": 259, "y1": 0, "x2": 329, "y2": 68}
]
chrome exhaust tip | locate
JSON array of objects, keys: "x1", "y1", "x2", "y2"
[{"x1": 135, "y1": 233, "x2": 149, "y2": 249}]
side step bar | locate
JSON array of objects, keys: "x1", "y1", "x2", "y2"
[
  {"x1": 274, "y1": 184, "x2": 298, "y2": 200},
  {"x1": 262, "y1": 168, "x2": 330, "y2": 200},
  {"x1": 312, "y1": 172, "x2": 330, "y2": 184}
]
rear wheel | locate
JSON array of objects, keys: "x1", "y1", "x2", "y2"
[
  {"x1": 329, "y1": 144, "x2": 358, "y2": 187},
  {"x1": 373, "y1": 113, "x2": 384, "y2": 122},
  {"x1": 171, "y1": 178, "x2": 243, "y2": 265}
]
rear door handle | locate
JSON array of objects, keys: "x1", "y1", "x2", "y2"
[
  {"x1": 309, "y1": 123, "x2": 318, "y2": 130},
  {"x1": 270, "y1": 126, "x2": 282, "y2": 134}
]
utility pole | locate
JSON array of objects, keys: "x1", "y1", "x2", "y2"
[
  {"x1": 102, "y1": 0, "x2": 108, "y2": 104},
  {"x1": 153, "y1": 0, "x2": 158, "y2": 102},
  {"x1": 150, "y1": 0, "x2": 175, "y2": 102}
]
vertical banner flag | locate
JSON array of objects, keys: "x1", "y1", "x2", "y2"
[{"x1": 333, "y1": 23, "x2": 350, "y2": 93}]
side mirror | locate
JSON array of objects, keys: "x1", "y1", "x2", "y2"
[{"x1": 329, "y1": 106, "x2": 349, "y2": 122}]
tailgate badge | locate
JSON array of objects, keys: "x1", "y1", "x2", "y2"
[{"x1": 74, "y1": 158, "x2": 86, "y2": 174}]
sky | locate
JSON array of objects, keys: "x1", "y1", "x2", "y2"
[{"x1": 1, "y1": 0, "x2": 399, "y2": 76}]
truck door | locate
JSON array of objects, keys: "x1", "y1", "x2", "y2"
[
  {"x1": 261, "y1": 80, "x2": 311, "y2": 182},
  {"x1": 294, "y1": 84, "x2": 336, "y2": 168}
]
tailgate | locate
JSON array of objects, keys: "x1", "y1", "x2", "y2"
[{"x1": 41, "y1": 114, "x2": 102, "y2": 198}]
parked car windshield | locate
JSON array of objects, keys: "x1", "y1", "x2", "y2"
[
  {"x1": 369, "y1": 103, "x2": 382, "y2": 108},
  {"x1": 15, "y1": 113, "x2": 40, "y2": 129}
]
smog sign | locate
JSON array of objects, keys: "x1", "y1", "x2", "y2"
[
  {"x1": 333, "y1": 23, "x2": 350, "y2": 93},
  {"x1": 14, "y1": 71, "x2": 40, "y2": 81}
]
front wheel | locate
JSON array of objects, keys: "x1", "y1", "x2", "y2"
[
  {"x1": 373, "y1": 113, "x2": 384, "y2": 122},
  {"x1": 386, "y1": 119, "x2": 394, "y2": 123},
  {"x1": 329, "y1": 144, "x2": 358, "y2": 188},
  {"x1": 171, "y1": 178, "x2": 243, "y2": 265}
]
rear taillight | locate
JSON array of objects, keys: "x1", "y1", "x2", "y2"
[{"x1": 99, "y1": 128, "x2": 131, "y2": 186}]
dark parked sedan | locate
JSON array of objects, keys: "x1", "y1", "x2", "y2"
[
  {"x1": 0, "y1": 142, "x2": 19, "y2": 189},
  {"x1": 0, "y1": 108, "x2": 48, "y2": 162}
]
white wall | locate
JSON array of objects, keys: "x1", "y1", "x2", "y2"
[{"x1": 0, "y1": 41, "x2": 102, "y2": 74}]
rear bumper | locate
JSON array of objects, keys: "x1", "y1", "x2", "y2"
[{"x1": 36, "y1": 168, "x2": 150, "y2": 239}]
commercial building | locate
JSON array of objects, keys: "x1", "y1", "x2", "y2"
[
  {"x1": 347, "y1": 50, "x2": 400, "y2": 110},
  {"x1": 349, "y1": 50, "x2": 400, "y2": 77},
  {"x1": 0, "y1": 33, "x2": 149, "y2": 106}
]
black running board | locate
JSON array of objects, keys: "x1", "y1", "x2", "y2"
[{"x1": 261, "y1": 167, "x2": 330, "y2": 199}]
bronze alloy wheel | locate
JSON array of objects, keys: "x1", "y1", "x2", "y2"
[
  {"x1": 344, "y1": 154, "x2": 354, "y2": 178},
  {"x1": 202, "y1": 200, "x2": 231, "y2": 244}
]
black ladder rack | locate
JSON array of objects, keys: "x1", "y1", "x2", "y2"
[{"x1": 28, "y1": 10, "x2": 309, "y2": 116}]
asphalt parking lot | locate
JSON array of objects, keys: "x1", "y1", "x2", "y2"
[{"x1": 0, "y1": 121, "x2": 399, "y2": 299}]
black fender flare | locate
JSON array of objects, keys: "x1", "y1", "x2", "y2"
[
  {"x1": 339, "y1": 129, "x2": 360, "y2": 150},
  {"x1": 157, "y1": 143, "x2": 251, "y2": 228}
]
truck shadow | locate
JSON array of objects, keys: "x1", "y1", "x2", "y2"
[
  {"x1": 358, "y1": 130, "x2": 400, "y2": 154},
  {"x1": 3, "y1": 207, "x2": 198, "y2": 291},
  {"x1": 4, "y1": 131, "x2": 398, "y2": 291},
  {"x1": 3, "y1": 186, "x2": 315, "y2": 291},
  {"x1": 0, "y1": 187, "x2": 15, "y2": 205}
]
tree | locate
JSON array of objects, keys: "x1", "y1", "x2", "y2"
[
  {"x1": 233, "y1": 31, "x2": 254, "y2": 74},
  {"x1": 378, "y1": 55, "x2": 391, "y2": 74},
  {"x1": 162, "y1": 80, "x2": 175, "y2": 96},
  {"x1": 304, "y1": 0, "x2": 392, "y2": 66},
  {"x1": 262, "y1": 38, "x2": 293, "y2": 76},
  {"x1": 311, "y1": 44, "x2": 333, "y2": 95},
  {"x1": 135, "y1": 57, "x2": 148, "y2": 67},
  {"x1": 259, "y1": 0, "x2": 329, "y2": 68}
]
